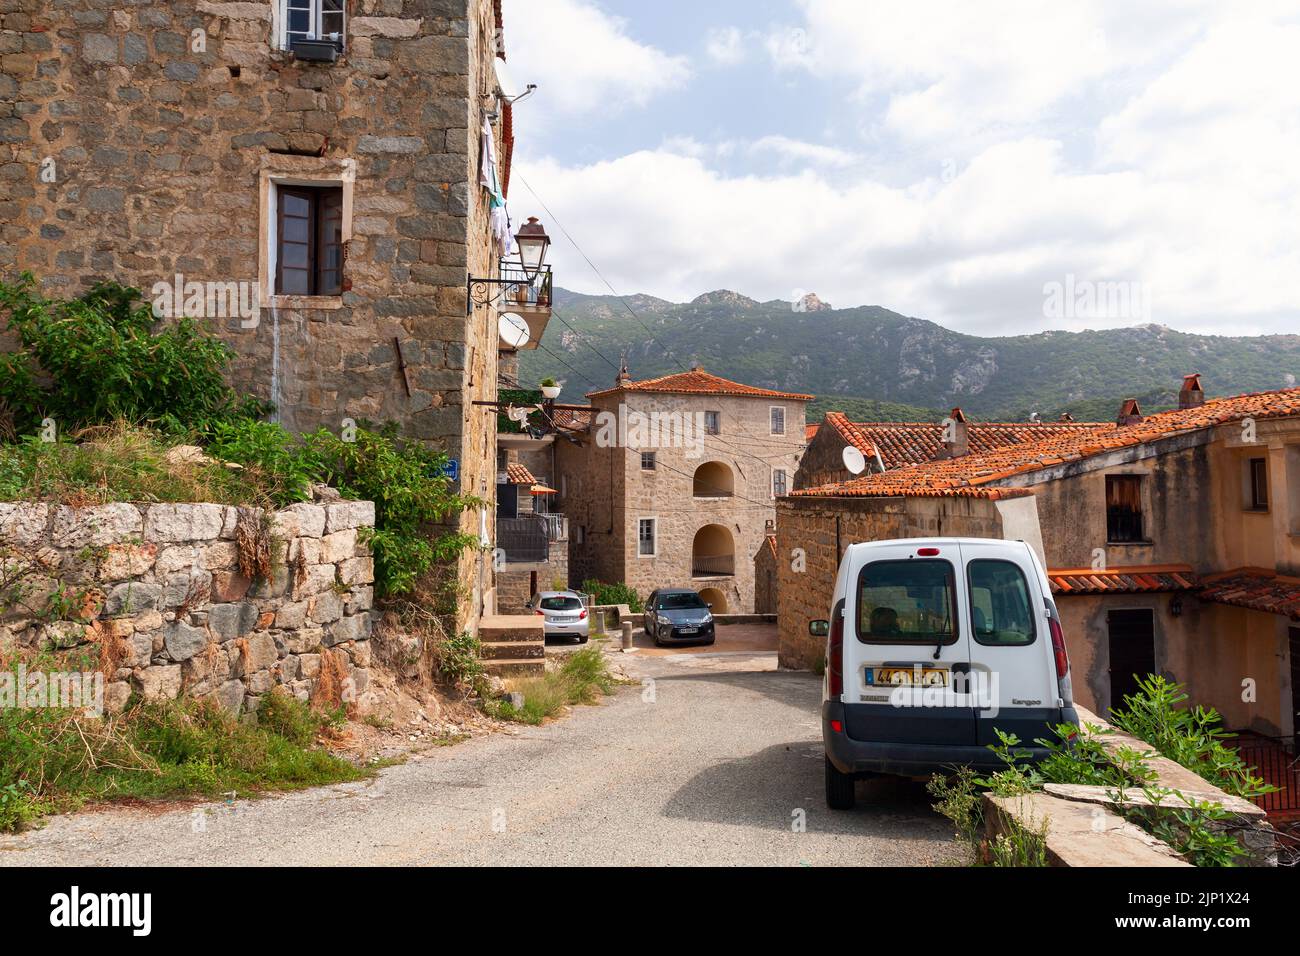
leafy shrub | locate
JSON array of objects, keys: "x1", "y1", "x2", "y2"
[
  {"x1": 581, "y1": 579, "x2": 643, "y2": 613},
  {"x1": 1109, "y1": 674, "x2": 1275, "y2": 800},
  {"x1": 434, "y1": 631, "x2": 485, "y2": 686},
  {"x1": 255, "y1": 688, "x2": 343, "y2": 747},
  {"x1": 206, "y1": 418, "x2": 322, "y2": 505},
  {"x1": 0, "y1": 274, "x2": 263, "y2": 436}
]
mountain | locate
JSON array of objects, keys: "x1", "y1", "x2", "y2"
[{"x1": 521, "y1": 288, "x2": 1300, "y2": 422}]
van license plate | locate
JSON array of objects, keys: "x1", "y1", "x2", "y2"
[{"x1": 868, "y1": 667, "x2": 948, "y2": 687}]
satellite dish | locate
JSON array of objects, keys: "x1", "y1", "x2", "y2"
[
  {"x1": 495, "y1": 58, "x2": 523, "y2": 101},
  {"x1": 498, "y1": 312, "x2": 530, "y2": 349},
  {"x1": 842, "y1": 445, "x2": 867, "y2": 475}
]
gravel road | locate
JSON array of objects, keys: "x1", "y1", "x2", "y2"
[{"x1": 0, "y1": 642, "x2": 961, "y2": 866}]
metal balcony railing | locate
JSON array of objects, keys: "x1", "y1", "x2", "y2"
[
  {"x1": 498, "y1": 259, "x2": 552, "y2": 310},
  {"x1": 498, "y1": 515, "x2": 549, "y2": 563},
  {"x1": 691, "y1": 553, "x2": 735, "y2": 577},
  {"x1": 537, "y1": 512, "x2": 568, "y2": 542}
]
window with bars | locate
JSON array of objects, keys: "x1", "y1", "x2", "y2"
[
  {"x1": 770, "y1": 406, "x2": 786, "y2": 435},
  {"x1": 275, "y1": 186, "x2": 343, "y2": 296},
  {"x1": 283, "y1": 0, "x2": 346, "y2": 49},
  {"x1": 640, "y1": 451, "x2": 656, "y2": 470},
  {"x1": 638, "y1": 518, "x2": 656, "y2": 557}
]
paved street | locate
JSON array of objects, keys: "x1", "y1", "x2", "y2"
[{"x1": 1, "y1": 628, "x2": 959, "y2": 866}]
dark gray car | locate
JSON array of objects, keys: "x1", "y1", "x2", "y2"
[{"x1": 643, "y1": 589, "x2": 715, "y2": 646}]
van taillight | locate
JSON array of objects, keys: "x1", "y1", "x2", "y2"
[
  {"x1": 917, "y1": 547, "x2": 940, "y2": 556},
  {"x1": 827, "y1": 612, "x2": 844, "y2": 697},
  {"x1": 1049, "y1": 615, "x2": 1069, "y2": 679}
]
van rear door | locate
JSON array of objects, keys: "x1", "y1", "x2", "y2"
[
  {"x1": 840, "y1": 541, "x2": 976, "y2": 746},
  {"x1": 958, "y1": 540, "x2": 1064, "y2": 747}
]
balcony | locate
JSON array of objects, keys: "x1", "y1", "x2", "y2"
[
  {"x1": 691, "y1": 523, "x2": 736, "y2": 577},
  {"x1": 498, "y1": 512, "x2": 567, "y2": 564},
  {"x1": 496, "y1": 259, "x2": 553, "y2": 352},
  {"x1": 691, "y1": 554, "x2": 735, "y2": 577}
]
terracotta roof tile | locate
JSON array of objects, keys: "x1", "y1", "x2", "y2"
[
  {"x1": 505, "y1": 463, "x2": 537, "y2": 485},
  {"x1": 1049, "y1": 565, "x2": 1199, "y2": 595},
  {"x1": 1199, "y1": 567, "x2": 1300, "y2": 619},
  {"x1": 822, "y1": 411, "x2": 1111, "y2": 470},
  {"x1": 794, "y1": 387, "x2": 1300, "y2": 500},
  {"x1": 586, "y1": 368, "x2": 813, "y2": 402}
]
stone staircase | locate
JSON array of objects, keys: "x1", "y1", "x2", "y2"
[{"x1": 478, "y1": 614, "x2": 546, "y2": 677}]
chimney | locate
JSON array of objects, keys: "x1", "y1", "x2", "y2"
[
  {"x1": 1178, "y1": 373, "x2": 1204, "y2": 410},
  {"x1": 942, "y1": 407, "x2": 970, "y2": 458},
  {"x1": 1117, "y1": 398, "x2": 1143, "y2": 426}
]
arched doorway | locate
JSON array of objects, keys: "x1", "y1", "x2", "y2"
[
  {"x1": 698, "y1": 587, "x2": 728, "y2": 613},
  {"x1": 691, "y1": 524, "x2": 735, "y2": 577},
  {"x1": 692, "y1": 461, "x2": 734, "y2": 497}
]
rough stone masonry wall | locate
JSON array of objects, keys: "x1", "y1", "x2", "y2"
[
  {"x1": 0, "y1": 0, "x2": 503, "y2": 631},
  {"x1": 0, "y1": 499, "x2": 376, "y2": 715},
  {"x1": 775, "y1": 495, "x2": 1004, "y2": 669}
]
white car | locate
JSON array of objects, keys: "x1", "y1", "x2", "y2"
[
  {"x1": 526, "y1": 590, "x2": 590, "y2": 643},
  {"x1": 811, "y1": 537, "x2": 1079, "y2": 810}
]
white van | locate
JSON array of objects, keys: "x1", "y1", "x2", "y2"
[{"x1": 810, "y1": 537, "x2": 1078, "y2": 810}]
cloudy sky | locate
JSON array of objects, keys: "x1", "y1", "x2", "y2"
[{"x1": 501, "y1": 0, "x2": 1300, "y2": 336}]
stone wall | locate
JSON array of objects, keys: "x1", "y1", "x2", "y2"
[
  {"x1": 775, "y1": 494, "x2": 1004, "y2": 669},
  {"x1": 0, "y1": 0, "x2": 506, "y2": 633},
  {"x1": 0, "y1": 498, "x2": 376, "y2": 715}
]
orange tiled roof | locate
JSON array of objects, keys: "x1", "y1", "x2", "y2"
[
  {"x1": 794, "y1": 387, "x2": 1300, "y2": 500},
  {"x1": 1199, "y1": 568, "x2": 1300, "y2": 619},
  {"x1": 805, "y1": 422, "x2": 821, "y2": 441},
  {"x1": 1049, "y1": 565, "x2": 1199, "y2": 595},
  {"x1": 586, "y1": 368, "x2": 813, "y2": 402},
  {"x1": 823, "y1": 412, "x2": 1111, "y2": 470},
  {"x1": 505, "y1": 463, "x2": 537, "y2": 485},
  {"x1": 551, "y1": 407, "x2": 592, "y2": 432}
]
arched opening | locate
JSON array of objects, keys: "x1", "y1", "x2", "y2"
[
  {"x1": 691, "y1": 524, "x2": 735, "y2": 577},
  {"x1": 692, "y1": 461, "x2": 734, "y2": 498},
  {"x1": 698, "y1": 587, "x2": 728, "y2": 614}
]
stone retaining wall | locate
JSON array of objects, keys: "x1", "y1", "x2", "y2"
[{"x1": 0, "y1": 498, "x2": 376, "y2": 715}]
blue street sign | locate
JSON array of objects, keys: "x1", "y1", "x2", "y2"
[{"x1": 441, "y1": 458, "x2": 459, "y2": 482}]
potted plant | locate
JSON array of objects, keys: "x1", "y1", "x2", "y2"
[{"x1": 540, "y1": 377, "x2": 561, "y2": 400}]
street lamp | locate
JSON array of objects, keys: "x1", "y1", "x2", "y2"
[{"x1": 514, "y1": 216, "x2": 550, "y2": 281}]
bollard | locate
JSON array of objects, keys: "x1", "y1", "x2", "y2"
[{"x1": 621, "y1": 620, "x2": 633, "y2": 651}]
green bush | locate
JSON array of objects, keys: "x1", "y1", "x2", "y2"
[
  {"x1": 0, "y1": 274, "x2": 263, "y2": 436},
  {"x1": 581, "y1": 579, "x2": 643, "y2": 613}
]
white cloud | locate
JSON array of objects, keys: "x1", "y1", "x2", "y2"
[
  {"x1": 502, "y1": 0, "x2": 690, "y2": 115},
  {"x1": 509, "y1": 2, "x2": 1300, "y2": 337},
  {"x1": 749, "y1": 135, "x2": 857, "y2": 167},
  {"x1": 705, "y1": 26, "x2": 745, "y2": 65}
]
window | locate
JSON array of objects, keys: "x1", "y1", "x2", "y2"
[
  {"x1": 576, "y1": 525, "x2": 585, "y2": 545},
  {"x1": 641, "y1": 451, "x2": 656, "y2": 470},
  {"x1": 1248, "y1": 457, "x2": 1269, "y2": 510},
  {"x1": 275, "y1": 186, "x2": 343, "y2": 296},
  {"x1": 770, "y1": 406, "x2": 786, "y2": 435},
  {"x1": 772, "y1": 468, "x2": 788, "y2": 497},
  {"x1": 655, "y1": 592, "x2": 707, "y2": 611},
  {"x1": 704, "y1": 410, "x2": 720, "y2": 435},
  {"x1": 968, "y1": 560, "x2": 1035, "y2": 646},
  {"x1": 282, "y1": 0, "x2": 346, "y2": 49},
  {"x1": 856, "y1": 559, "x2": 957, "y2": 646},
  {"x1": 539, "y1": 595, "x2": 583, "y2": 611},
  {"x1": 637, "y1": 518, "x2": 656, "y2": 557},
  {"x1": 1105, "y1": 475, "x2": 1144, "y2": 543}
]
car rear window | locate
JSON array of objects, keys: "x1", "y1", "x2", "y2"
[
  {"x1": 656, "y1": 593, "x2": 707, "y2": 610},
  {"x1": 968, "y1": 560, "x2": 1035, "y2": 645},
  {"x1": 539, "y1": 596, "x2": 583, "y2": 611},
  {"x1": 856, "y1": 559, "x2": 957, "y2": 645}
]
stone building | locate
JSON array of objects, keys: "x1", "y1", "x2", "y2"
[
  {"x1": 554, "y1": 367, "x2": 810, "y2": 613},
  {"x1": 1, "y1": 0, "x2": 548, "y2": 632},
  {"x1": 778, "y1": 376, "x2": 1300, "y2": 739}
]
